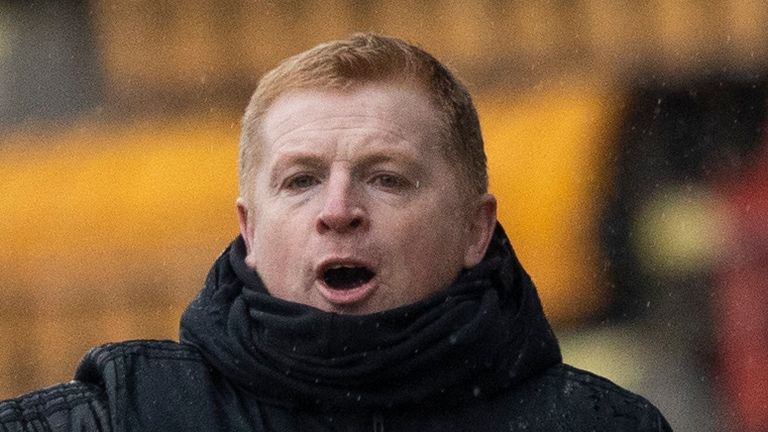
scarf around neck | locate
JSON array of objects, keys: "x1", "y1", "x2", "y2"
[{"x1": 179, "y1": 223, "x2": 561, "y2": 410}]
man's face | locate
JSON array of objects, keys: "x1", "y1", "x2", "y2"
[{"x1": 237, "y1": 82, "x2": 495, "y2": 314}]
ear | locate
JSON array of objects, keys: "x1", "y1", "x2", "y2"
[
  {"x1": 463, "y1": 193, "x2": 497, "y2": 268},
  {"x1": 236, "y1": 197, "x2": 253, "y2": 254}
]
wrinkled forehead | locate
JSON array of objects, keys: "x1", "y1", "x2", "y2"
[{"x1": 258, "y1": 83, "x2": 447, "y2": 158}]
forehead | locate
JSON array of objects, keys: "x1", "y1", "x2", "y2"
[{"x1": 258, "y1": 83, "x2": 444, "y2": 160}]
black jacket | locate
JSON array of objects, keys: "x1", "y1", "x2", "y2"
[{"x1": 0, "y1": 225, "x2": 672, "y2": 431}]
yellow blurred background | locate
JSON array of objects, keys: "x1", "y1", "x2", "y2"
[{"x1": 3, "y1": 2, "x2": 768, "y2": 431}]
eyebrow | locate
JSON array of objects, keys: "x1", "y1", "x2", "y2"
[
  {"x1": 267, "y1": 146, "x2": 425, "y2": 184},
  {"x1": 354, "y1": 152, "x2": 421, "y2": 173},
  {"x1": 267, "y1": 153, "x2": 327, "y2": 186}
]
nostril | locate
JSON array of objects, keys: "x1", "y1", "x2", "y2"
[
  {"x1": 316, "y1": 203, "x2": 366, "y2": 233},
  {"x1": 316, "y1": 214, "x2": 364, "y2": 233}
]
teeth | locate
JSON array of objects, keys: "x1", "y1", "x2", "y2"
[{"x1": 329, "y1": 264, "x2": 356, "y2": 270}]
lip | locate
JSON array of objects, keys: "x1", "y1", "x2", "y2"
[{"x1": 314, "y1": 257, "x2": 378, "y2": 306}]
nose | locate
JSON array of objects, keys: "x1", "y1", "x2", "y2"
[{"x1": 315, "y1": 173, "x2": 368, "y2": 234}]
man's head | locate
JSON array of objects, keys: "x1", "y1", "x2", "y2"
[
  {"x1": 237, "y1": 33, "x2": 496, "y2": 314},
  {"x1": 239, "y1": 33, "x2": 488, "y2": 205}
]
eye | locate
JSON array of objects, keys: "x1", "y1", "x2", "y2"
[
  {"x1": 370, "y1": 173, "x2": 409, "y2": 190},
  {"x1": 285, "y1": 174, "x2": 320, "y2": 190}
]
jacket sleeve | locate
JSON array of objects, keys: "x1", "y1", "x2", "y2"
[{"x1": 0, "y1": 381, "x2": 110, "y2": 432}]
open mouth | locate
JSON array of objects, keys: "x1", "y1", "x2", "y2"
[{"x1": 322, "y1": 265, "x2": 375, "y2": 290}]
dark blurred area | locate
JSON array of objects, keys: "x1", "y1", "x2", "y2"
[
  {"x1": 0, "y1": 0, "x2": 102, "y2": 127},
  {"x1": 598, "y1": 80, "x2": 768, "y2": 432},
  {"x1": 1, "y1": 2, "x2": 767, "y2": 431}
]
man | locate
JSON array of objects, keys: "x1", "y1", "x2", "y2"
[{"x1": 0, "y1": 33, "x2": 671, "y2": 431}]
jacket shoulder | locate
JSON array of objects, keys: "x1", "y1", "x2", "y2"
[
  {"x1": 538, "y1": 363, "x2": 672, "y2": 431},
  {"x1": 74, "y1": 340, "x2": 258, "y2": 431},
  {"x1": 74, "y1": 339, "x2": 203, "y2": 383},
  {"x1": 0, "y1": 340, "x2": 205, "y2": 432},
  {"x1": 0, "y1": 381, "x2": 110, "y2": 432},
  {"x1": 0, "y1": 340, "x2": 200, "y2": 432},
  {"x1": 80, "y1": 339, "x2": 201, "y2": 364}
]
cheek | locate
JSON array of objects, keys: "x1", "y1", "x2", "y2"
[
  {"x1": 386, "y1": 206, "x2": 465, "y2": 262},
  {"x1": 386, "y1": 218, "x2": 467, "y2": 300},
  {"x1": 250, "y1": 212, "x2": 293, "y2": 265}
]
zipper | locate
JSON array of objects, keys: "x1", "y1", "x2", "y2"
[{"x1": 372, "y1": 413, "x2": 384, "y2": 432}]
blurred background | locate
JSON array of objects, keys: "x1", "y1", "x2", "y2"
[{"x1": 1, "y1": 1, "x2": 767, "y2": 430}]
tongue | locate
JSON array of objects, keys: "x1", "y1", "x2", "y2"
[{"x1": 324, "y1": 267, "x2": 374, "y2": 290}]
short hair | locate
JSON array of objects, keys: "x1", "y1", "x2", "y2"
[{"x1": 239, "y1": 32, "x2": 487, "y2": 204}]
